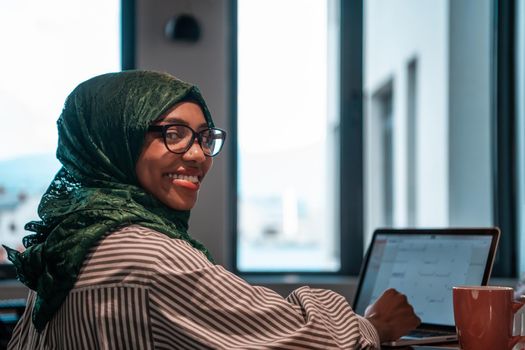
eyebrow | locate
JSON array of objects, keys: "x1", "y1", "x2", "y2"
[{"x1": 159, "y1": 117, "x2": 208, "y2": 129}]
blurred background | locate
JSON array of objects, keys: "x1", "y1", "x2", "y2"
[{"x1": 0, "y1": 0, "x2": 523, "y2": 301}]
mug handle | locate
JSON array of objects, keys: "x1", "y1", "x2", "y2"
[
  {"x1": 509, "y1": 335, "x2": 525, "y2": 349},
  {"x1": 512, "y1": 300, "x2": 525, "y2": 314},
  {"x1": 510, "y1": 300, "x2": 525, "y2": 349}
]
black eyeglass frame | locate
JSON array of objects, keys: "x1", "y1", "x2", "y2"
[{"x1": 147, "y1": 124, "x2": 227, "y2": 157}]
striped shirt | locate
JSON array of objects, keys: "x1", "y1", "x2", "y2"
[{"x1": 8, "y1": 225, "x2": 380, "y2": 349}]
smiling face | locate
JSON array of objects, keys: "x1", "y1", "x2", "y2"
[{"x1": 135, "y1": 101, "x2": 213, "y2": 210}]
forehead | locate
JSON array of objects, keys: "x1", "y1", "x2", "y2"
[{"x1": 158, "y1": 101, "x2": 207, "y2": 127}]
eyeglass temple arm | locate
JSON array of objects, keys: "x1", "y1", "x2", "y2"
[{"x1": 147, "y1": 125, "x2": 164, "y2": 132}]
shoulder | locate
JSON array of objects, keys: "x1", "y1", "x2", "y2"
[
  {"x1": 103, "y1": 225, "x2": 209, "y2": 262},
  {"x1": 75, "y1": 225, "x2": 212, "y2": 288}
]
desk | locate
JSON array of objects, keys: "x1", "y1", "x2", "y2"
[{"x1": 383, "y1": 345, "x2": 458, "y2": 350}]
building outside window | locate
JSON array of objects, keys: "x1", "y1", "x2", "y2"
[{"x1": 364, "y1": 0, "x2": 493, "y2": 247}]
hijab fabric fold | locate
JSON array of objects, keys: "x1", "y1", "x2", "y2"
[{"x1": 4, "y1": 70, "x2": 214, "y2": 331}]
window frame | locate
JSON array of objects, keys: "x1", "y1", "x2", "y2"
[
  {"x1": 122, "y1": 0, "x2": 136, "y2": 70},
  {"x1": 492, "y1": 0, "x2": 518, "y2": 277}
]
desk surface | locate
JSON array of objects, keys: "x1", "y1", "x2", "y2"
[{"x1": 383, "y1": 343, "x2": 459, "y2": 350}]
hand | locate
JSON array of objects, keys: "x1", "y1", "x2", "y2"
[{"x1": 363, "y1": 288, "x2": 421, "y2": 342}]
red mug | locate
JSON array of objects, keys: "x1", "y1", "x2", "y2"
[{"x1": 453, "y1": 286, "x2": 525, "y2": 350}]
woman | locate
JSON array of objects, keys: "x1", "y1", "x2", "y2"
[{"x1": 5, "y1": 70, "x2": 419, "y2": 349}]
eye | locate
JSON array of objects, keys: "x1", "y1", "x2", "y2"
[
  {"x1": 165, "y1": 129, "x2": 182, "y2": 141},
  {"x1": 165, "y1": 125, "x2": 189, "y2": 142}
]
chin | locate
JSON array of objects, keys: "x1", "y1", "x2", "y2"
[{"x1": 165, "y1": 198, "x2": 197, "y2": 211}]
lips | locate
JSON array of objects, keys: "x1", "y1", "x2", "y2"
[
  {"x1": 166, "y1": 173, "x2": 199, "y2": 183},
  {"x1": 164, "y1": 172, "x2": 201, "y2": 191}
]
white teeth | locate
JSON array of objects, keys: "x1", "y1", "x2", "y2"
[{"x1": 167, "y1": 173, "x2": 199, "y2": 183}]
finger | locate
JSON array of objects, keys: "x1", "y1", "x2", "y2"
[{"x1": 384, "y1": 288, "x2": 398, "y2": 296}]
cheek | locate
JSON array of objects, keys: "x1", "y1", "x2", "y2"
[
  {"x1": 135, "y1": 143, "x2": 162, "y2": 188},
  {"x1": 135, "y1": 158, "x2": 152, "y2": 190}
]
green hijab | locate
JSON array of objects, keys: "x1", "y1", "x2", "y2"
[{"x1": 4, "y1": 70, "x2": 214, "y2": 331}]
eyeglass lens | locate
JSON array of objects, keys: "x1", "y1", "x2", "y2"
[{"x1": 164, "y1": 125, "x2": 225, "y2": 156}]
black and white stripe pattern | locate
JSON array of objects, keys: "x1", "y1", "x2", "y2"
[{"x1": 8, "y1": 225, "x2": 379, "y2": 349}]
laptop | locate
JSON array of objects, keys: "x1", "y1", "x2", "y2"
[{"x1": 352, "y1": 227, "x2": 500, "y2": 347}]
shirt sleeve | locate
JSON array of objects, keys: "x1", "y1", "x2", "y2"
[
  {"x1": 356, "y1": 315, "x2": 381, "y2": 348},
  {"x1": 146, "y1": 234, "x2": 380, "y2": 349}
]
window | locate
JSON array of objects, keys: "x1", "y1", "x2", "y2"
[
  {"x1": 235, "y1": 0, "x2": 341, "y2": 272},
  {"x1": 0, "y1": 0, "x2": 121, "y2": 267},
  {"x1": 233, "y1": 0, "x2": 518, "y2": 277}
]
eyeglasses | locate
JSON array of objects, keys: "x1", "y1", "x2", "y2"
[{"x1": 147, "y1": 124, "x2": 227, "y2": 157}]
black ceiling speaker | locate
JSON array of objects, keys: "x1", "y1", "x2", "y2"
[{"x1": 164, "y1": 14, "x2": 201, "y2": 43}]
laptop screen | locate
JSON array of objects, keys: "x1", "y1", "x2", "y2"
[{"x1": 353, "y1": 228, "x2": 499, "y2": 327}]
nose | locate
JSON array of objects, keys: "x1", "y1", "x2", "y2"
[{"x1": 182, "y1": 139, "x2": 206, "y2": 162}]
